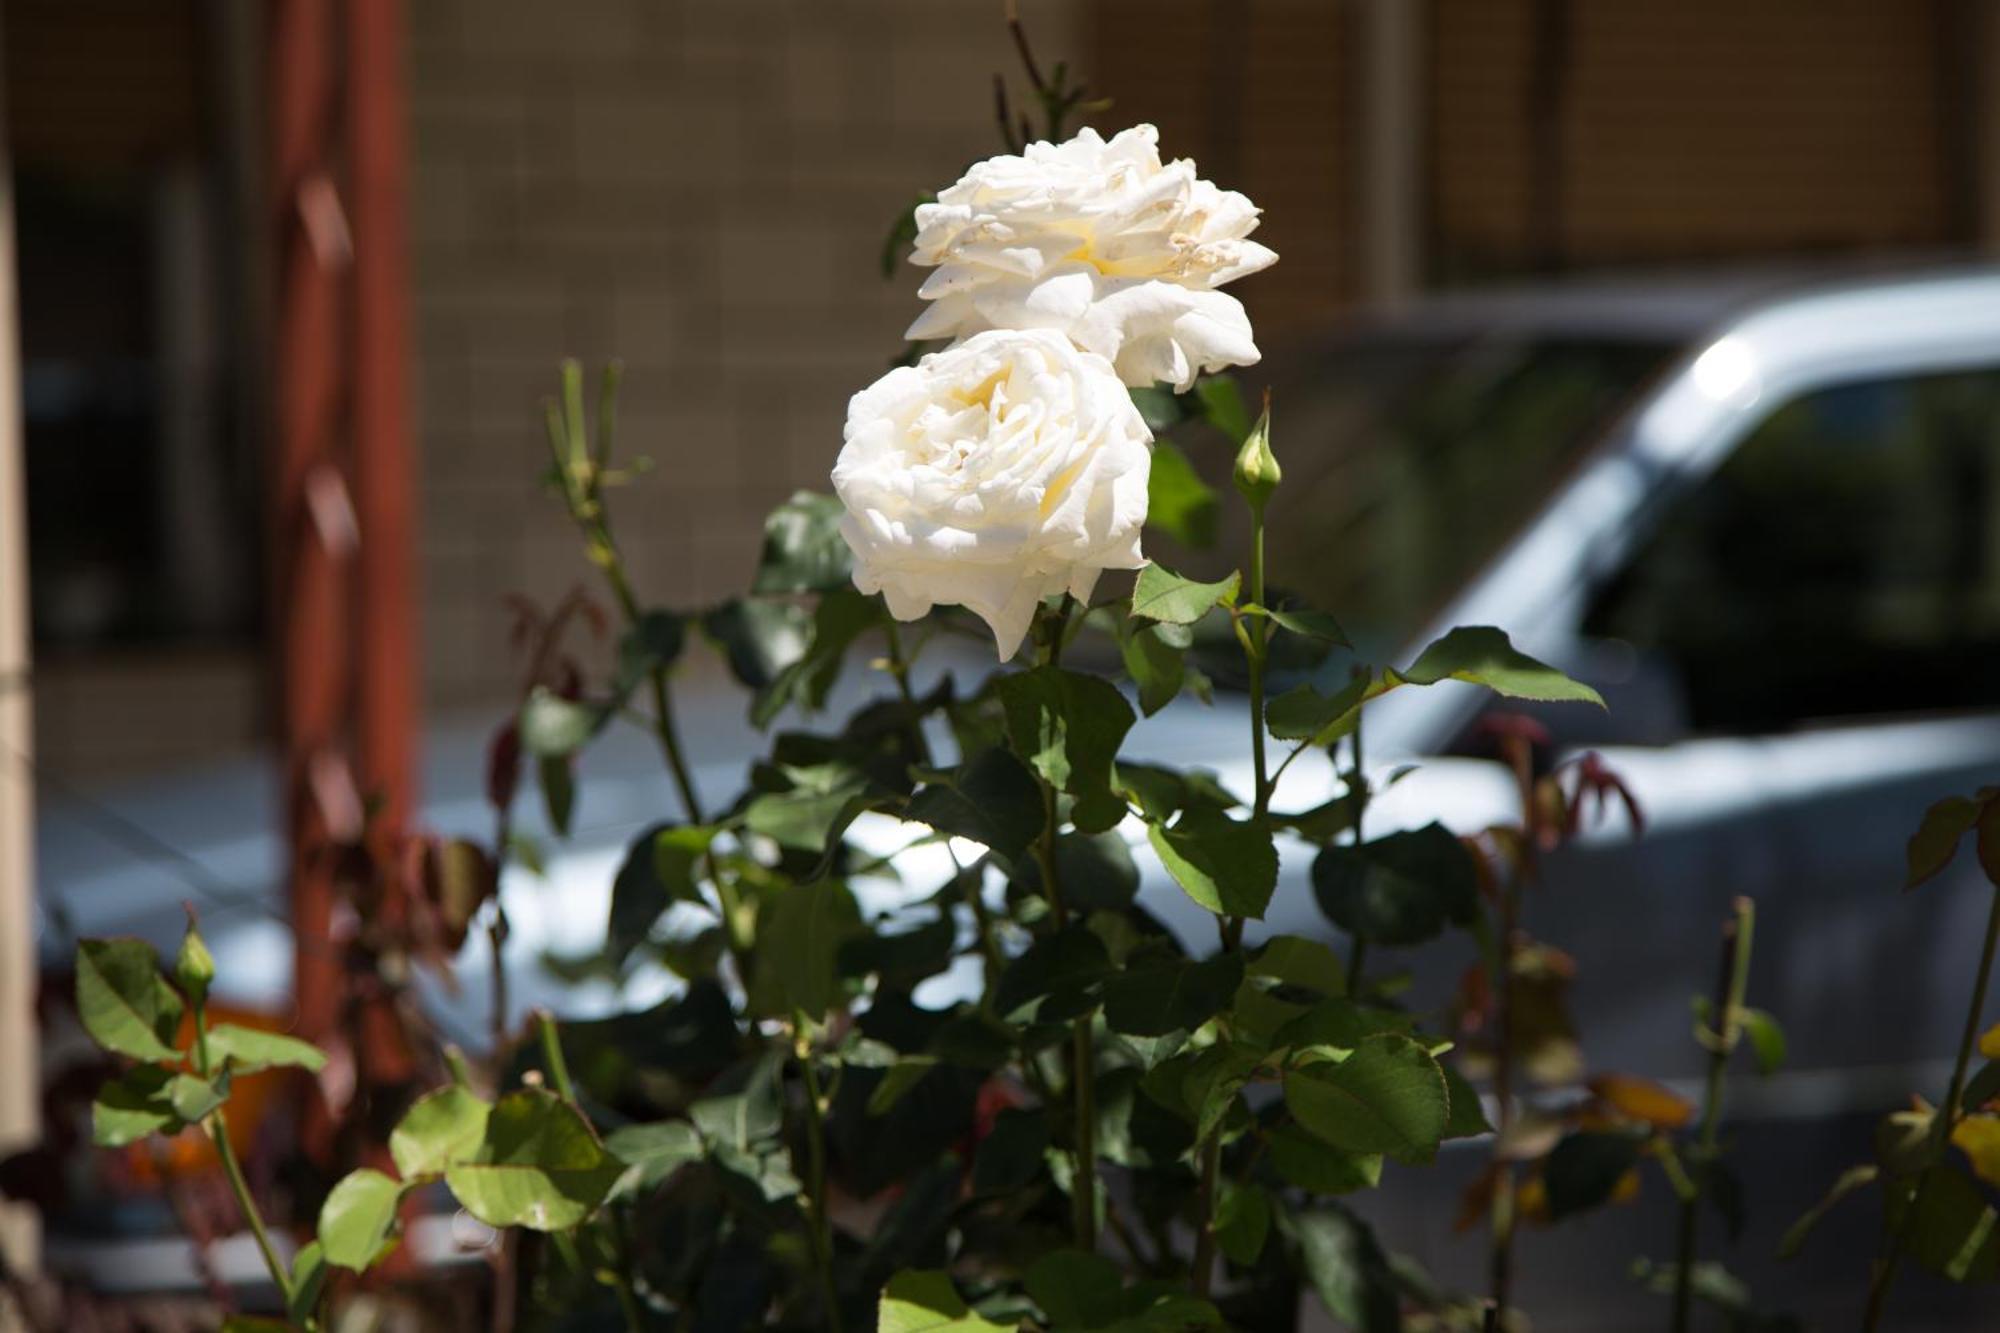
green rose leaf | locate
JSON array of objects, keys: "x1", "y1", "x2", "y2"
[
  {"x1": 1103, "y1": 952, "x2": 1246, "y2": 1038},
  {"x1": 1266, "y1": 672, "x2": 1375, "y2": 746},
  {"x1": 1909, "y1": 795, "x2": 1983, "y2": 890},
  {"x1": 972, "y1": 1107, "x2": 1050, "y2": 1195},
  {"x1": 442, "y1": 1088, "x2": 625, "y2": 1232},
  {"x1": 702, "y1": 598, "x2": 812, "y2": 692},
  {"x1": 1285, "y1": 1034, "x2": 1450, "y2": 1165},
  {"x1": 1267, "y1": 1123, "x2": 1383, "y2": 1195},
  {"x1": 878, "y1": 1270, "x2": 1014, "y2": 1333},
  {"x1": 203, "y1": 1023, "x2": 328, "y2": 1075},
  {"x1": 613, "y1": 609, "x2": 686, "y2": 699},
  {"x1": 995, "y1": 923, "x2": 1114, "y2": 1024},
  {"x1": 756, "y1": 879, "x2": 864, "y2": 1019},
  {"x1": 866, "y1": 1056, "x2": 940, "y2": 1117},
  {"x1": 1129, "y1": 564, "x2": 1240, "y2": 626},
  {"x1": 1543, "y1": 1130, "x2": 1646, "y2": 1221},
  {"x1": 76, "y1": 938, "x2": 183, "y2": 1062},
  {"x1": 287, "y1": 1240, "x2": 327, "y2": 1325},
  {"x1": 1145, "y1": 439, "x2": 1220, "y2": 550},
  {"x1": 1012, "y1": 831, "x2": 1140, "y2": 913},
  {"x1": 1193, "y1": 374, "x2": 1252, "y2": 443},
  {"x1": 1259, "y1": 602, "x2": 1350, "y2": 647},
  {"x1": 537, "y1": 755, "x2": 575, "y2": 836},
  {"x1": 1778, "y1": 1163, "x2": 1879, "y2": 1259},
  {"x1": 905, "y1": 748, "x2": 1045, "y2": 864},
  {"x1": 998, "y1": 666, "x2": 1136, "y2": 834},
  {"x1": 517, "y1": 687, "x2": 607, "y2": 758},
  {"x1": 607, "y1": 822, "x2": 717, "y2": 963},
  {"x1": 1215, "y1": 1180, "x2": 1272, "y2": 1265},
  {"x1": 1147, "y1": 808, "x2": 1278, "y2": 919},
  {"x1": 318, "y1": 1167, "x2": 404, "y2": 1271},
  {"x1": 743, "y1": 762, "x2": 872, "y2": 854},
  {"x1": 390, "y1": 1085, "x2": 492, "y2": 1179},
  {"x1": 602, "y1": 1119, "x2": 703, "y2": 1195},
  {"x1": 1391, "y1": 625, "x2": 1603, "y2": 705},
  {"x1": 752, "y1": 586, "x2": 885, "y2": 728},
  {"x1": 1286, "y1": 1204, "x2": 1402, "y2": 1333},
  {"x1": 91, "y1": 1065, "x2": 223, "y2": 1147},
  {"x1": 1311, "y1": 823, "x2": 1480, "y2": 948},
  {"x1": 1911, "y1": 1164, "x2": 2000, "y2": 1281},
  {"x1": 1442, "y1": 1060, "x2": 1493, "y2": 1139},
  {"x1": 1118, "y1": 617, "x2": 1190, "y2": 717},
  {"x1": 1739, "y1": 1006, "x2": 1787, "y2": 1076},
  {"x1": 752, "y1": 490, "x2": 852, "y2": 595},
  {"x1": 1026, "y1": 1248, "x2": 1125, "y2": 1328}
]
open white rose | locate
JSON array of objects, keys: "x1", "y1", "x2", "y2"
[
  {"x1": 833, "y1": 328, "x2": 1152, "y2": 660},
  {"x1": 905, "y1": 124, "x2": 1277, "y2": 392}
]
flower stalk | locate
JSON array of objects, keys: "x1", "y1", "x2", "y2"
[
  {"x1": 1864, "y1": 875, "x2": 2000, "y2": 1329},
  {"x1": 1672, "y1": 897, "x2": 1755, "y2": 1333}
]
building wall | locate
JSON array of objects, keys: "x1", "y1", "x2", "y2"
[
  {"x1": 408, "y1": 0, "x2": 1080, "y2": 714},
  {"x1": 1087, "y1": 0, "x2": 1353, "y2": 335},
  {"x1": 1431, "y1": 0, "x2": 1961, "y2": 276}
]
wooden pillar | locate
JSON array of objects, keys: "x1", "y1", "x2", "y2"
[
  {"x1": 0, "y1": 2, "x2": 42, "y2": 1293},
  {"x1": 348, "y1": 0, "x2": 419, "y2": 840},
  {"x1": 269, "y1": 0, "x2": 350, "y2": 1050},
  {"x1": 1353, "y1": 0, "x2": 1426, "y2": 307}
]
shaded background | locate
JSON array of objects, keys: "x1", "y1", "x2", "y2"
[{"x1": 11, "y1": 0, "x2": 1992, "y2": 779}]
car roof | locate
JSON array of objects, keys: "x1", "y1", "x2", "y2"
[{"x1": 1284, "y1": 254, "x2": 1991, "y2": 349}]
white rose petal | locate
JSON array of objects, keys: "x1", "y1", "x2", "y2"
[
  {"x1": 905, "y1": 124, "x2": 1278, "y2": 392},
  {"x1": 832, "y1": 329, "x2": 1152, "y2": 660}
]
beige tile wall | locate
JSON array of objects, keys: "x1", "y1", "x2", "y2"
[{"x1": 409, "y1": 0, "x2": 1081, "y2": 714}]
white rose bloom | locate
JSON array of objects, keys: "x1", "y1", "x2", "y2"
[
  {"x1": 833, "y1": 328, "x2": 1152, "y2": 660},
  {"x1": 905, "y1": 124, "x2": 1278, "y2": 392}
]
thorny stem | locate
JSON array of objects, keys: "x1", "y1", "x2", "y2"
[
  {"x1": 1865, "y1": 877, "x2": 2000, "y2": 1330},
  {"x1": 535, "y1": 1011, "x2": 644, "y2": 1333},
  {"x1": 795, "y1": 1019, "x2": 847, "y2": 1333},
  {"x1": 1672, "y1": 898, "x2": 1755, "y2": 1333},
  {"x1": 1344, "y1": 685, "x2": 1371, "y2": 992},
  {"x1": 1030, "y1": 599, "x2": 1097, "y2": 1250},
  {"x1": 191, "y1": 1007, "x2": 297, "y2": 1310},
  {"x1": 1194, "y1": 500, "x2": 1273, "y2": 1298},
  {"x1": 1488, "y1": 738, "x2": 1540, "y2": 1323}
]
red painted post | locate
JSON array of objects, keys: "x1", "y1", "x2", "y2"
[
  {"x1": 268, "y1": 0, "x2": 347, "y2": 1063},
  {"x1": 348, "y1": 0, "x2": 419, "y2": 844}
]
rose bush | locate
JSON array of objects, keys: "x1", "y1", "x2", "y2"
[
  {"x1": 834, "y1": 328, "x2": 1152, "y2": 659},
  {"x1": 70, "y1": 28, "x2": 1988, "y2": 1333}
]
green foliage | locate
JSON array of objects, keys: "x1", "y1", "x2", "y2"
[
  {"x1": 443, "y1": 1089, "x2": 625, "y2": 1231},
  {"x1": 1311, "y1": 823, "x2": 1480, "y2": 947},
  {"x1": 1147, "y1": 808, "x2": 1278, "y2": 918},
  {"x1": 318, "y1": 1169, "x2": 403, "y2": 1271},
  {"x1": 1285, "y1": 1034, "x2": 1451, "y2": 1165},
  {"x1": 76, "y1": 938, "x2": 183, "y2": 1062},
  {"x1": 1144, "y1": 438, "x2": 1220, "y2": 549},
  {"x1": 1129, "y1": 564, "x2": 1239, "y2": 625},
  {"x1": 1392, "y1": 625, "x2": 1604, "y2": 705}
]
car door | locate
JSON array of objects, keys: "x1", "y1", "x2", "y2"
[{"x1": 1522, "y1": 364, "x2": 2000, "y2": 1083}]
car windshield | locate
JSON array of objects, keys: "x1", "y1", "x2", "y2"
[{"x1": 1261, "y1": 330, "x2": 1677, "y2": 655}]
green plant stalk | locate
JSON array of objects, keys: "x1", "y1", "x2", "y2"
[
  {"x1": 545, "y1": 369, "x2": 752, "y2": 970},
  {"x1": 1487, "y1": 866, "x2": 1525, "y2": 1323},
  {"x1": 1864, "y1": 878, "x2": 2000, "y2": 1330},
  {"x1": 190, "y1": 1003, "x2": 297, "y2": 1311},
  {"x1": 795, "y1": 1020, "x2": 846, "y2": 1333},
  {"x1": 1193, "y1": 503, "x2": 1273, "y2": 1299},
  {"x1": 1672, "y1": 898, "x2": 1754, "y2": 1333},
  {"x1": 1344, "y1": 693, "x2": 1371, "y2": 993},
  {"x1": 535, "y1": 1011, "x2": 644, "y2": 1333},
  {"x1": 1030, "y1": 599, "x2": 1098, "y2": 1250}
]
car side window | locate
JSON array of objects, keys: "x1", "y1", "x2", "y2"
[{"x1": 1582, "y1": 366, "x2": 2000, "y2": 736}]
